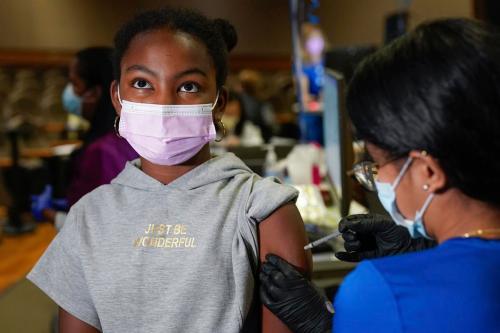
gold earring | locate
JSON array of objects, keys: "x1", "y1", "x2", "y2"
[
  {"x1": 114, "y1": 116, "x2": 122, "y2": 138},
  {"x1": 215, "y1": 120, "x2": 226, "y2": 142}
]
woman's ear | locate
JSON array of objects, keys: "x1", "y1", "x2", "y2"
[
  {"x1": 110, "y1": 80, "x2": 121, "y2": 116},
  {"x1": 409, "y1": 150, "x2": 447, "y2": 193},
  {"x1": 213, "y1": 87, "x2": 228, "y2": 122}
]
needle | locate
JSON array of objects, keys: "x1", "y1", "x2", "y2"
[{"x1": 304, "y1": 230, "x2": 342, "y2": 250}]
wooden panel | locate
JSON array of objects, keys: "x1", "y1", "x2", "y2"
[
  {"x1": 0, "y1": 49, "x2": 291, "y2": 72},
  {"x1": 229, "y1": 54, "x2": 291, "y2": 72},
  {"x1": 474, "y1": 0, "x2": 487, "y2": 20},
  {"x1": 0, "y1": 49, "x2": 74, "y2": 69}
]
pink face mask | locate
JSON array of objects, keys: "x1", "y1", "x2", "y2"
[
  {"x1": 305, "y1": 35, "x2": 325, "y2": 56},
  {"x1": 118, "y1": 88, "x2": 218, "y2": 166}
]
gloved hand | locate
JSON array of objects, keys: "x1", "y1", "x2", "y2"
[
  {"x1": 51, "y1": 197, "x2": 69, "y2": 211},
  {"x1": 260, "y1": 254, "x2": 332, "y2": 333},
  {"x1": 31, "y1": 185, "x2": 69, "y2": 221},
  {"x1": 335, "y1": 214, "x2": 437, "y2": 262},
  {"x1": 31, "y1": 185, "x2": 54, "y2": 221}
]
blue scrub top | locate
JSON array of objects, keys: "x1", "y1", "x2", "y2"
[
  {"x1": 333, "y1": 238, "x2": 500, "y2": 333},
  {"x1": 302, "y1": 62, "x2": 324, "y2": 97}
]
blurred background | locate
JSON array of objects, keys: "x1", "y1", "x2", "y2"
[{"x1": 0, "y1": 0, "x2": 495, "y2": 332}]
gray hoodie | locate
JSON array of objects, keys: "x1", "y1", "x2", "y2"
[{"x1": 28, "y1": 153, "x2": 298, "y2": 333}]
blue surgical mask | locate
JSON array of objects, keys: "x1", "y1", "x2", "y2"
[
  {"x1": 375, "y1": 157, "x2": 435, "y2": 239},
  {"x1": 62, "y1": 83, "x2": 82, "y2": 116}
]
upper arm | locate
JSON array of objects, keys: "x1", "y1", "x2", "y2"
[
  {"x1": 259, "y1": 203, "x2": 312, "y2": 274},
  {"x1": 259, "y1": 203, "x2": 312, "y2": 333},
  {"x1": 59, "y1": 308, "x2": 100, "y2": 333}
]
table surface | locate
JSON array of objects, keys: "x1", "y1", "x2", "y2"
[
  {"x1": 312, "y1": 252, "x2": 356, "y2": 288},
  {"x1": 0, "y1": 140, "x2": 82, "y2": 167}
]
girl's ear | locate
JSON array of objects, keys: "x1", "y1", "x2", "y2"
[
  {"x1": 213, "y1": 87, "x2": 228, "y2": 122},
  {"x1": 110, "y1": 80, "x2": 121, "y2": 115}
]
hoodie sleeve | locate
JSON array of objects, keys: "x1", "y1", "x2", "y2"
[
  {"x1": 245, "y1": 176, "x2": 299, "y2": 224},
  {"x1": 27, "y1": 205, "x2": 101, "y2": 331}
]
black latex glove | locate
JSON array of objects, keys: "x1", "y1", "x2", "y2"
[
  {"x1": 260, "y1": 254, "x2": 332, "y2": 333},
  {"x1": 335, "y1": 214, "x2": 437, "y2": 262}
]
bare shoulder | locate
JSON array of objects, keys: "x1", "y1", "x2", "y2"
[
  {"x1": 258, "y1": 204, "x2": 312, "y2": 332},
  {"x1": 258, "y1": 203, "x2": 312, "y2": 275},
  {"x1": 59, "y1": 308, "x2": 100, "y2": 333}
]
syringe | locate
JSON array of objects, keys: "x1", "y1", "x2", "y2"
[{"x1": 304, "y1": 230, "x2": 342, "y2": 250}]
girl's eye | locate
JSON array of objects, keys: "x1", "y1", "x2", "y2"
[
  {"x1": 132, "y1": 80, "x2": 152, "y2": 89},
  {"x1": 179, "y1": 82, "x2": 200, "y2": 93}
]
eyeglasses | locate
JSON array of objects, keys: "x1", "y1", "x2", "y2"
[{"x1": 347, "y1": 161, "x2": 379, "y2": 192}]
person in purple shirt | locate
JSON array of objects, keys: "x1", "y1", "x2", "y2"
[
  {"x1": 33, "y1": 47, "x2": 137, "y2": 228},
  {"x1": 66, "y1": 130, "x2": 137, "y2": 207}
]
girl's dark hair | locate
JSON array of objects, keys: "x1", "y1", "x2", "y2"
[
  {"x1": 347, "y1": 18, "x2": 500, "y2": 207},
  {"x1": 75, "y1": 47, "x2": 115, "y2": 144},
  {"x1": 112, "y1": 7, "x2": 237, "y2": 89}
]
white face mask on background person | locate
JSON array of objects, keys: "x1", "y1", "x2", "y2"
[
  {"x1": 62, "y1": 83, "x2": 82, "y2": 116},
  {"x1": 375, "y1": 157, "x2": 435, "y2": 239},
  {"x1": 117, "y1": 87, "x2": 219, "y2": 166}
]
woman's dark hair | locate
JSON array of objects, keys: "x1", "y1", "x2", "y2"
[
  {"x1": 112, "y1": 7, "x2": 237, "y2": 89},
  {"x1": 347, "y1": 18, "x2": 500, "y2": 206},
  {"x1": 75, "y1": 47, "x2": 115, "y2": 144}
]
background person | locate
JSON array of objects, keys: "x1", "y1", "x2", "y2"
[
  {"x1": 31, "y1": 47, "x2": 138, "y2": 229},
  {"x1": 221, "y1": 91, "x2": 264, "y2": 146}
]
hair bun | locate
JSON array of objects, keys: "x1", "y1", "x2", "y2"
[{"x1": 213, "y1": 18, "x2": 238, "y2": 52}]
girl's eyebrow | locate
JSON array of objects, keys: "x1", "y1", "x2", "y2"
[
  {"x1": 174, "y1": 68, "x2": 207, "y2": 79},
  {"x1": 126, "y1": 64, "x2": 158, "y2": 78},
  {"x1": 125, "y1": 65, "x2": 207, "y2": 80}
]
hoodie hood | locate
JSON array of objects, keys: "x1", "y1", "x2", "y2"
[{"x1": 111, "y1": 153, "x2": 253, "y2": 191}]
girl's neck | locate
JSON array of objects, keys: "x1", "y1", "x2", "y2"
[{"x1": 140, "y1": 145, "x2": 211, "y2": 185}]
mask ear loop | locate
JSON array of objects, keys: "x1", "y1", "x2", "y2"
[
  {"x1": 415, "y1": 193, "x2": 434, "y2": 221},
  {"x1": 114, "y1": 84, "x2": 123, "y2": 137},
  {"x1": 117, "y1": 84, "x2": 123, "y2": 106},
  {"x1": 412, "y1": 192, "x2": 435, "y2": 239},
  {"x1": 211, "y1": 91, "x2": 220, "y2": 111},
  {"x1": 392, "y1": 157, "x2": 413, "y2": 190}
]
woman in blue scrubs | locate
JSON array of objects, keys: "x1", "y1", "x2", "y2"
[{"x1": 260, "y1": 18, "x2": 500, "y2": 333}]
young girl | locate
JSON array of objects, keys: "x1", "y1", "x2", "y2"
[{"x1": 28, "y1": 7, "x2": 311, "y2": 333}]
